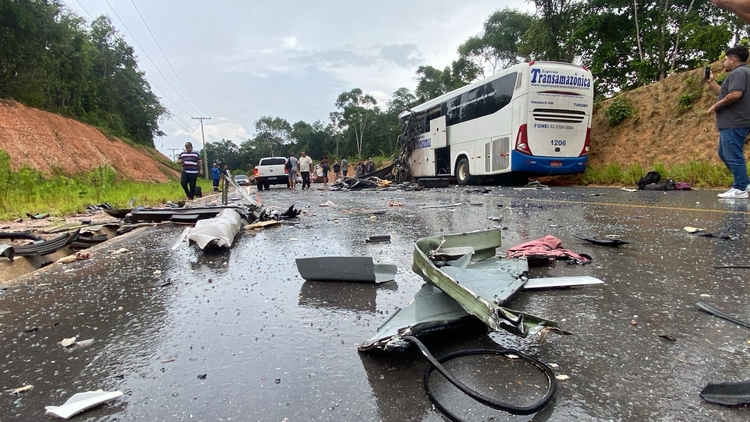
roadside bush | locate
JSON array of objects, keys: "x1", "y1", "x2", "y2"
[
  {"x1": 677, "y1": 77, "x2": 703, "y2": 112},
  {"x1": 0, "y1": 151, "x2": 10, "y2": 211},
  {"x1": 605, "y1": 96, "x2": 635, "y2": 126}
]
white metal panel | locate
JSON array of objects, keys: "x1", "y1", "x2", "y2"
[
  {"x1": 409, "y1": 148, "x2": 435, "y2": 177},
  {"x1": 492, "y1": 137, "x2": 510, "y2": 171},
  {"x1": 430, "y1": 115, "x2": 447, "y2": 148}
]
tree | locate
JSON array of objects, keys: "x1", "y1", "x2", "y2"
[
  {"x1": 458, "y1": 8, "x2": 535, "y2": 75},
  {"x1": 573, "y1": 0, "x2": 732, "y2": 97},
  {"x1": 414, "y1": 60, "x2": 478, "y2": 103},
  {"x1": 204, "y1": 139, "x2": 239, "y2": 170},
  {"x1": 521, "y1": 0, "x2": 582, "y2": 62},
  {"x1": 252, "y1": 116, "x2": 292, "y2": 157},
  {"x1": 0, "y1": 4, "x2": 166, "y2": 147},
  {"x1": 330, "y1": 89, "x2": 377, "y2": 159},
  {"x1": 387, "y1": 87, "x2": 417, "y2": 115},
  {"x1": 415, "y1": 65, "x2": 447, "y2": 102}
]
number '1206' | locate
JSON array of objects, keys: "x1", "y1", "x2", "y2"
[{"x1": 550, "y1": 139, "x2": 567, "y2": 146}]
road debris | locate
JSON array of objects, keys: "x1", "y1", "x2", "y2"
[
  {"x1": 45, "y1": 390, "x2": 124, "y2": 419},
  {"x1": 296, "y1": 257, "x2": 396, "y2": 283},
  {"x1": 6, "y1": 385, "x2": 33, "y2": 395}
]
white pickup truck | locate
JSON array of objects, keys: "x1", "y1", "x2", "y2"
[{"x1": 253, "y1": 157, "x2": 289, "y2": 191}]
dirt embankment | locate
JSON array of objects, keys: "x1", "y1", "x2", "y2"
[
  {"x1": 588, "y1": 63, "x2": 723, "y2": 170},
  {"x1": 0, "y1": 100, "x2": 178, "y2": 182}
]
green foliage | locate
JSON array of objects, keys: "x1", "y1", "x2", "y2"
[
  {"x1": 0, "y1": 162, "x2": 208, "y2": 219},
  {"x1": 676, "y1": 76, "x2": 703, "y2": 112},
  {"x1": 87, "y1": 165, "x2": 118, "y2": 201},
  {"x1": 605, "y1": 96, "x2": 635, "y2": 126},
  {"x1": 0, "y1": 150, "x2": 11, "y2": 211},
  {"x1": 0, "y1": 5, "x2": 166, "y2": 147},
  {"x1": 677, "y1": 92, "x2": 699, "y2": 111},
  {"x1": 715, "y1": 73, "x2": 728, "y2": 85},
  {"x1": 583, "y1": 161, "x2": 735, "y2": 188}
]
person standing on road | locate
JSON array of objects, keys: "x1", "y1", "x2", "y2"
[
  {"x1": 705, "y1": 45, "x2": 750, "y2": 199},
  {"x1": 341, "y1": 158, "x2": 348, "y2": 177},
  {"x1": 287, "y1": 153, "x2": 299, "y2": 190},
  {"x1": 333, "y1": 161, "x2": 341, "y2": 181},
  {"x1": 298, "y1": 151, "x2": 313, "y2": 190},
  {"x1": 177, "y1": 142, "x2": 202, "y2": 200},
  {"x1": 320, "y1": 156, "x2": 330, "y2": 188},
  {"x1": 366, "y1": 158, "x2": 375, "y2": 174},
  {"x1": 211, "y1": 163, "x2": 221, "y2": 192}
]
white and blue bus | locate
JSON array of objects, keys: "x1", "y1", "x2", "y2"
[{"x1": 399, "y1": 61, "x2": 594, "y2": 185}]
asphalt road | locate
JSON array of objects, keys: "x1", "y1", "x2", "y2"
[{"x1": 1, "y1": 183, "x2": 749, "y2": 421}]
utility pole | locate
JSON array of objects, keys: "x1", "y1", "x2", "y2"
[
  {"x1": 192, "y1": 116, "x2": 211, "y2": 179},
  {"x1": 168, "y1": 148, "x2": 180, "y2": 161}
]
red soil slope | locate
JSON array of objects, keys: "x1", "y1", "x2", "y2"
[{"x1": 0, "y1": 100, "x2": 178, "y2": 182}]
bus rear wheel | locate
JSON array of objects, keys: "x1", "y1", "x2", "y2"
[{"x1": 456, "y1": 158, "x2": 474, "y2": 186}]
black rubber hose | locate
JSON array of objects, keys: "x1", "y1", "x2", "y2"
[{"x1": 402, "y1": 335, "x2": 556, "y2": 421}]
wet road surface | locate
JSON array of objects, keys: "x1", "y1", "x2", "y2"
[{"x1": 1, "y1": 185, "x2": 749, "y2": 421}]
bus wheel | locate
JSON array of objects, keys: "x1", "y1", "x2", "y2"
[{"x1": 456, "y1": 158, "x2": 473, "y2": 185}]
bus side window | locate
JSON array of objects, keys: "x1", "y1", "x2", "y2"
[
  {"x1": 447, "y1": 96, "x2": 461, "y2": 125},
  {"x1": 485, "y1": 72, "x2": 516, "y2": 115}
]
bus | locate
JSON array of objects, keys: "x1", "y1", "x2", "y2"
[{"x1": 398, "y1": 61, "x2": 594, "y2": 185}]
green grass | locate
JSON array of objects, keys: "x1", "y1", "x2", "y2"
[
  {"x1": 0, "y1": 153, "x2": 210, "y2": 219},
  {"x1": 582, "y1": 160, "x2": 735, "y2": 188}
]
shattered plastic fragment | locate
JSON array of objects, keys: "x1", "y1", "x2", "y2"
[
  {"x1": 45, "y1": 390, "x2": 123, "y2": 419},
  {"x1": 59, "y1": 337, "x2": 77, "y2": 347},
  {"x1": 6, "y1": 385, "x2": 33, "y2": 395}
]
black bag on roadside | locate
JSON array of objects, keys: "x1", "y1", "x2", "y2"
[
  {"x1": 637, "y1": 171, "x2": 661, "y2": 190},
  {"x1": 195, "y1": 185, "x2": 202, "y2": 197},
  {"x1": 643, "y1": 179, "x2": 676, "y2": 191}
]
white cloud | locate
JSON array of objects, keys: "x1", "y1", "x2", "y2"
[{"x1": 64, "y1": 0, "x2": 535, "y2": 157}]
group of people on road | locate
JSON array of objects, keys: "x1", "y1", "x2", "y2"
[
  {"x1": 285, "y1": 151, "x2": 317, "y2": 190},
  {"x1": 282, "y1": 154, "x2": 376, "y2": 190}
]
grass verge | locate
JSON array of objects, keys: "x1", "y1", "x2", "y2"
[{"x1": 0, "y1": 153, "x2": 210, "y2": 219}]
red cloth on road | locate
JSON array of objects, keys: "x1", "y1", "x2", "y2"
[{"x1": 506, "y1": 235, "x2": 591, "y2": 265}]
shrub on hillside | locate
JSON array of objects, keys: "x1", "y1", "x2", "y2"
[
  {"x1": 677, "y1": 76, "x2": 703, "y2": 112},
  {"x1": 605, "y1": 96, "x2": 635, "y2": 126}
]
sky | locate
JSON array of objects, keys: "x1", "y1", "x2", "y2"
[{"x1": 63, "y1": 0, "x2": 534, "y2": 159}]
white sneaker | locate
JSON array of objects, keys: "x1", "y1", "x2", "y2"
[{"x1": 718, "y1": 188, "x2": 749, "y2": 199}]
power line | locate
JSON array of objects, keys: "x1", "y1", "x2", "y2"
[
  {"x1": 102, "y1": 0, "x2": 205, "y2": 117},
  {"x1": 72, "y1": 0, "x2": 194, "y2": 123},
  {"x1": 192, "y1": 116, "x2": 212, "y2": 179},
  {"x1": 128, "y1": 0, "x2": 209, "y2": 117}
]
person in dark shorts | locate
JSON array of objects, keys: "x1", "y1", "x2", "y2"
[
  {"x1": 211, "y1": 163, "x2": 221, "y2": 192},
  {"x1": 177, "y1": 142, "x2": 202, "y2": 200}
]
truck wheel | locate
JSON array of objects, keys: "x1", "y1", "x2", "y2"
[
  {"x1": 264, "y1": 182, "x2": 270, "y2": 190},
  {"x1": 456, "y1": 157, "x2": 474, "y2": 186},
  {"x1": 256, "y1": 180, "x2": 264, "y2": 191}
]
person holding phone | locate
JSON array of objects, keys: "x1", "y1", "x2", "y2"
[{"x1": 705, "y1": 45, "x2": 750, "y2": 199}]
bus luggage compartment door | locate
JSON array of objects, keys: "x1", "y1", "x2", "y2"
[
  {"x1": 409, "y1": 148, "x2": 435, "y2": 178},
  {"x1": 489, "y1": 137, "x2": 510, "y2": 172}
]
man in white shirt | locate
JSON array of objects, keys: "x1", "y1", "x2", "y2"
[{"x1": 298, "y1": 151, "x2": 313, "y2": 190}]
